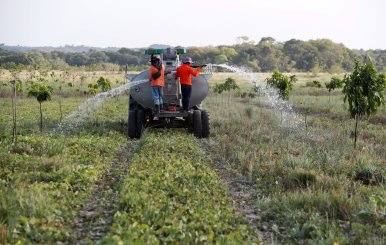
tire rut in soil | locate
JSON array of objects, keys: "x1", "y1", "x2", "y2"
[
  {"x1": 68, "y1": 141, "x2": 139, "y2": 244},
  {"x1": 198, "y1": 139, "x2": 279, "y2": 245}
]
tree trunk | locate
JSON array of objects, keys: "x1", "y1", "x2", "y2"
[
  {"x1": 354, "y1": 114, "x2": 359, "y2": 149},
  {"x1": 59, "y1": 99, "x2": 63, "y2": 122},
  {"x1": 59, "y1": 84, "x2": 63, "y2": 122},
  {"x1": 304, "y1": 113, "x2": 308, "y2": 137},
  {"x1": 39, "y1": 102, "x2": 43, "y2": 133},
  {"x1": 12, "y1": 81, "x2": 17, "y2": 145}
]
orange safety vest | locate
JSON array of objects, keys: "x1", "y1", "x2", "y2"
[
  {"x1": 149, "y1": 64, "x2": 165, "y2": 87},
  {"x1": 174, "y1": 64, "x2": 201, "y2": 85}
]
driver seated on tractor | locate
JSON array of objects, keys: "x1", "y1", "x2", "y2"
[
  {"x1": 174, "y1": 57, "x2": 203, "y2": 113},
  {"x1": 149, "y1": 54, "x2": 165, "y2": 114}
]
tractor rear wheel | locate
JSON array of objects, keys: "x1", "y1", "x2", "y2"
[
  {"x1": 193, "y1": 110, "x2": 202, "y2": 138},
  {"x1": 187, "y1": 111, "x2": 194, "y2": 133},
  {"x1": 136, "y1": 109, "x2": 145, "y2": 138},
  {"x1": 128, "y1": 110, "x2": 137, "y2": 139},
  {"x1": 201, "y1": 110, "x2": 210, "y2": 138}
]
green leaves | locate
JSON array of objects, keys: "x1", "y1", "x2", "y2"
[
  {"x1": 265, "y1": 71, "x2": 297, "y2": 99},
  {"x1": 27, "y1": 82, "x2": 54, "y2": 131},
  {"x1": 105, "y1": 130, "x2": 258, "y2": 244},
  {"x1": 96, "y1": 76, "x2": 112, "y2": 92},
  {"x1": 213, "y1": 77, "x2": 240, "y2": 94},
  {"x1": 87, "y1": 83, "x2": 99, "y2": 95},
  {"x1": 325, "y1": 77, "x2": 343, "y2": 93},
  {"x1": 224, "y1": 77, "x2": 239, "y2": 91},
  {"x1": 0, "y1": 133, "x2": 126, "y2": 243},
  {"x1": 86, "y1": 76, "x2": 112, "y2": 95},
  {"x1": 27, "y1": 82, "x2": 53, "y2": 103},
  {"x1": 342, "y1": 58, "x2": 386, "y2": 119}
]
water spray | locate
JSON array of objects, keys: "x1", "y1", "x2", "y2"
[
  {"x1": 210, "y1": 64, "x2": 306, "y2": 132},
  {"x1": 55, "y1": 79, "x2": 149, "y2": 134}
]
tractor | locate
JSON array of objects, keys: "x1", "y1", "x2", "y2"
[{"x1": 126, "y1": 47, "x2": 212, "y2": 139}]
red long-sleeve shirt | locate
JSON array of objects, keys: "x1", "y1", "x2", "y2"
[{"x1": 174, "y1": 64, "x2": 201, "y2": 85}]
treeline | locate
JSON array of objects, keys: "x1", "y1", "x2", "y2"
[
  {"x1": 1, "y1": 38, "x2": 385, "y2": 72},
  {"x1": 0, "y1": 47, "x2": 146, "y2": 71},
  {"x1": 0, "y1": 44, "x2": 120, "y2": 53}
]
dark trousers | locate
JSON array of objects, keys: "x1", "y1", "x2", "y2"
[{"x1": 181, "y1": 84, "x2": 192, "y2": 111}]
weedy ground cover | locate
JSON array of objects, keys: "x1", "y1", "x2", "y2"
[
  {"x1": 204, "y1": 73, "x2": 385, "y2": 244},
  {"x1": 0, "y1": 77, "x2": 128, "y2": 243},
  {"x1": 0, "y1": 95, "x2": 128, "y2": 136},
  {"x1": 0, "y1": 132, "x2": 126, "y2": 243},
  {"x1": 104, "y1": 130, "x2": 260, "y2": 244},
  {"x1": 1, "y1": 70, "x2": 384, "y2": 244}
]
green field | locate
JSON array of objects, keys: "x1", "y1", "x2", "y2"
[{"x1": 0, "y1": 70, "x2": 385, "y2": 244}]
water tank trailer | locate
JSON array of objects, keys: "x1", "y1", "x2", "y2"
[{"x1": 126, "y1": 47, "x2": 212, "y2": 139}]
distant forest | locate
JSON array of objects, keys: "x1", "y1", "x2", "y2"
[{"x1": 1, "y1": 37, "x2": 385, "y2": 72}]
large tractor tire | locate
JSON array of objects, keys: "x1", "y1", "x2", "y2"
[
  {"x1": 201, "y1": 110, "x2": 210, "y2": 138},
  {"x1": 136, "y1": 109, "x2": 145, "y2": 138},
  {"x1": 129, "y1": 95, "x2": 138, "y2": 110},
  {"x1": 128, "y1": 110, "x2": 137, "y2": 139},
  {"x1": 186, "y1": 111, "x2": 194, "y2": 133},
  {"x1": 193, "y1": 110, "x2": 202, "y2": 138}
]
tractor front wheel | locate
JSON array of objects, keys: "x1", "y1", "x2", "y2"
[
  {"x1": 128, "y1": 110, "x2": 137, "y2": 139},
  {"x1": 136, "y1": 109, "x2": 145, "y2": 138},
  {"x1": 201, "y1": 110, "x2": 210, "y2": 138},
  {"x1": 193, "y1": 110, "x2": 202, "y2": 138}
]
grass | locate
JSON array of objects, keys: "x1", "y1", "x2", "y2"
[
  {"x1": 0, "y1": 132, "x2": 126, "y2": 243},
  {"x1": 0, "y1": 94, "x2": 129, "y2": 136},
  {"x1": 0, "y1": 74, "x2": 129, "y2": 243},
  {"x1": 204, "y1": 72, "x2": 385, "y2": 244},
  {"x1": 0, "y1": 69, "x2": 385, "y2": 243}
]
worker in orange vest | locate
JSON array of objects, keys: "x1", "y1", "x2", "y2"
[
  {"x1": 174, "y1": 57, "x2": 204, "y2": 112},
  {"x1": 149, "y1": 55, "x2": 165, "y2": 114}
]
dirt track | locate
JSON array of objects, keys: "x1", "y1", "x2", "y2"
[{"x1": 69, "y1": 141, "x2": 139, "y2": 244}]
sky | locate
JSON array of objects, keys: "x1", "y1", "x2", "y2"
[{"x1": 0, "y1": 0, "x2": 385, "y2": 50}]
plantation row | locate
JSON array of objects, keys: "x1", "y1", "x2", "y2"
[
  {"x1": 0, "y1": 130, "x2": 260, "y2": 243},
  {"x1": 0, "y1": 132, "x2": 127, "y2": 243},
  {"x1": 104, "y1": 130, "x2": 259, "y2": 244},
  {"x1": 0, "y1": 70, "x2": 385, "y2": 244}
]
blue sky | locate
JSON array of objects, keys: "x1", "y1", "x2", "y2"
[{"x1": 0, "y1": 0, "x2": 384, "y2": 49}]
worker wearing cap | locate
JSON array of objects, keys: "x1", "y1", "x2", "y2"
[
  {"x1": 174, "y1": 57, "x2": 202, "y2": 112},
  {"x1": 149, "y1": 55, "x2": 165, "y2": 114}
]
